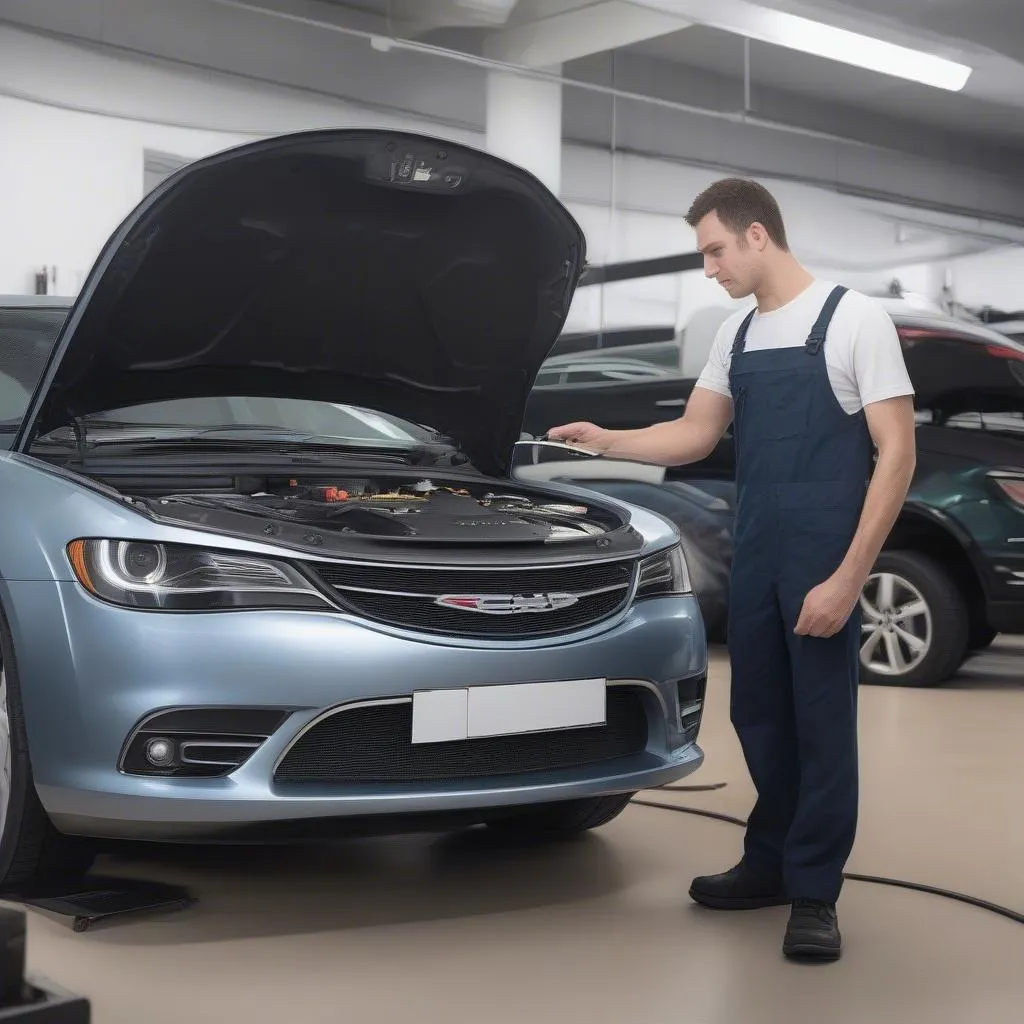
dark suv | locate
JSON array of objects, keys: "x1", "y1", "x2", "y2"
[{"x1": 525, "y1": 305, "x2": 1024, "y2": 687}]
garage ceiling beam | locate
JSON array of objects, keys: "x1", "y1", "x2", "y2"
[
  {"x1": 483, "y1": 1, "x2": 690, "y2": 67},
  {"x1": 390, "y1": 0, "x2": 520, "y2": 36}
]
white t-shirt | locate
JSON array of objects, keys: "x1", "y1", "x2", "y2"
[{"x1": 695, "y1": 279, "x2": 914, "y2": 414}]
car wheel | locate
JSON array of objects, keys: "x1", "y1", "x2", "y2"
[
  {"x1": 858, "y1": 550, "x2": 969, "y2": 688},
  {"x1": 485, "y1": 793, "x2": 635, "y2": 839},
  {"x1": 0, "y1": 614, "x2": 95, "y2": 891}
]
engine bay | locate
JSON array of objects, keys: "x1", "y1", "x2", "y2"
[{"x1": 141, "y1": 475, "x2": 618, "y2": 545}]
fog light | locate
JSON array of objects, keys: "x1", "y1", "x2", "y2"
[
  {"x1": 677, "y1": 672, "x2": 707, "y2": 744},
  {"x1": 145, "y1": 738, "x2": 175, "y2": 767}
]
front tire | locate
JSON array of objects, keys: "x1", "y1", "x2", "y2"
[
  {"x1": 0, "y1": 613, "x2": 95, "y2": 892},
  {"x1": 858, "y1": 550, "x2": 969, "y2": 688},
  {"x1": 485, "y1": 793, "x2": 635, "y2": 840}
]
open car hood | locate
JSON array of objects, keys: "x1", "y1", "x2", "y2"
[{"x1": 14, "y1": 129, "x2": 586, "y2": 476}]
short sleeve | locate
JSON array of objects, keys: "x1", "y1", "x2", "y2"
[
  {"x1": 694, "y1": 319, "x2": 735, "y2": 398},
  {"x1": 847, "y1": 297, "x2": 915, "y2": 407}
]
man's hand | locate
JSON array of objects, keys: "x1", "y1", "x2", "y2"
[
  {"x1": 794, "y1": 572, "x2": 863, "y2": 638},
  {"x1": 545, "y1": 388, "x2": 734, "y2": 467},
  {"x1": 545, "y1": 421, "x2": 612, "y2": 453}
]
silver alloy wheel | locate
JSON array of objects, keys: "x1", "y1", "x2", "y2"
[
  {"x1": 0, "y1": 664, "x2": 10, "y2": 840},
  {"x1": 860, "y1": 572, "x2": 933, "y2": 677}
]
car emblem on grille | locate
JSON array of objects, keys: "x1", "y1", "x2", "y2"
[{"x1": 435, "y1": 593, "x2": 580, "y2": 614}]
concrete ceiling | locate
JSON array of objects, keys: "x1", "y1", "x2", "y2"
[{"x1": 5, "y1": 0, "x2": 1024, "y2": 228}]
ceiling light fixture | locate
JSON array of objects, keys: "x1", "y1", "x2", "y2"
[{"x1": 636, "y1": 0, "x2": 972, "y2": 91}]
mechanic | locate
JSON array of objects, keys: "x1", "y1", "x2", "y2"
[{"x1": 547, "y1": 178, "x2": 917, "y2": 961}]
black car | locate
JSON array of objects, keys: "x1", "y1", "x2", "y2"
[{"x1": 524, "y1": 304, "x2": 1024, "y2": 687}]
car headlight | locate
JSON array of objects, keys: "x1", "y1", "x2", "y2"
[
  {"x1": 635, "y1": 543, "x2": 691, "y2": 598},
  {"x1": 66, "y1": 540, "x2": 328, "y2": 611}
]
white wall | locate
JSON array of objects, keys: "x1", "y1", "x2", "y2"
[
  {"x1": 0, "y1": 96, "x2": 259, "y2": 295},
  {"x1": 945, "y1": 247, "x2": 1024, "y2": 312}
]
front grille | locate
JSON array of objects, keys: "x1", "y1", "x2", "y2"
[
  {"x1": 274, "y1": 688, "x2": 649, "y2": 784},
  {"x1": 306, "y1": 559, "x2": 635, "y2": 639}
]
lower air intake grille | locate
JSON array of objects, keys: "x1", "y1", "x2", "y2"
[{"x1": 274, "y1": 688, "x2": 649, "y2": 784}]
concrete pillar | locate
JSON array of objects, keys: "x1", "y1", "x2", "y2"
[{"x1": 485, "y1": 67, "x2": 562, "y2": 196}]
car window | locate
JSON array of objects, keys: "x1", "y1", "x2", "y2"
[
  {"x1": 898, "y1": 325, "x2": 1024, "y2": 422},
  {"x1": 536, "y1": 358, "x2": 678, "y2": 387},
  {"x1": 942, "y1": 411, "x2": 1024, "y2": 433},
  {"x1": 578, "y1": 370, "x2": 649, "y2": 383},
  {"x1": 534, "y1": 367, "x2": 566, "y2": 386},
  {"x1": 0, "y1": 305, "x2": 68, "y2": 437}
]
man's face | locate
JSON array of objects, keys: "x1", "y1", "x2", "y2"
[{"x1": 695, "y1": 210, "x2": 763, "y2": 298}]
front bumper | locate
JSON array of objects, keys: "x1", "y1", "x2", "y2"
[
  {"x1": 977, "y1": 553, "x2": 1024, "y2": 634},
  {"x1": 5, "y1": 581, "x2": 706, "y2": 842}
]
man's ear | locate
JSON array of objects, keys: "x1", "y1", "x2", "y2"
[{"x1": 748, "y1": 222, "x2": 768, "y2": 251}]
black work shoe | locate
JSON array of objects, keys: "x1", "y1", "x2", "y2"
[
  {"x1": 688, "y1": 861, "x2": 790, "y2": 910},
  {"x1": 783, "y1": 900, "x2": 842, "y2": 961}
]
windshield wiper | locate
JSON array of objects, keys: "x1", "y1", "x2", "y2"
[{"x1": 42, "y1": 422, "x2": 380, "y2": 445}]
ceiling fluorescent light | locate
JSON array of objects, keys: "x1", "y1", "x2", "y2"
[{"x1": 638, "y1": 0, "x2": 972, "y2": 91}]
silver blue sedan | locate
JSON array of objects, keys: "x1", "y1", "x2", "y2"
[{"x1": 0, "y1": 128, "x2": 706, "y2": 888}]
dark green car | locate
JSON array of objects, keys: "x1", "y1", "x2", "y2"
[{"x1": 525, "y1": 306, "x2": 1024, "y2": 688}]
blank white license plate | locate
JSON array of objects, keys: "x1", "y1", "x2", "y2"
[{"x1": 411, "y1": 679, "x2": 606, "y2": 745}]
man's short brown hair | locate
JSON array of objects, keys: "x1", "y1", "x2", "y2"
[{"x1": 685, "y1": 177, "x2": 789, "y2": 251}]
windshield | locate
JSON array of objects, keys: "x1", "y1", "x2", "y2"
[
  {"x1": 0, "y1": 308, "x2": 443, "y2": 447},
  {"x1": 36, "y1": 396, "x2": 441, "y2": 445}
]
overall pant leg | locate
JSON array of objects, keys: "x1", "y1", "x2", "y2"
[
  {"x1": 777, "y1": 565, "x2": 861, "y2": 903},
  {"x1": 727, "y1": 544, "x2": 801, "y2": 880}
]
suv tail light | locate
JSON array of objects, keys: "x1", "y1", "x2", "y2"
[
  {"x1": 984, "y1": 344, "x2": 1024, "y2": 363},
  {"x1": 899, "y1": 326, "x2": 1024, "y2": 362}
]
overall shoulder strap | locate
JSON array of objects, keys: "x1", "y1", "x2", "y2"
[
  {"x1": 805, "y1": 285, "x2": 848, "y2": 355},
  {"x1": 730, "y1": 307, "x2": 757, "y2": 358}
]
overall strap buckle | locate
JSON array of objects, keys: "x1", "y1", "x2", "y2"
[{"x1": 805, "y1": 285, "x2": 848, "y2": 355}]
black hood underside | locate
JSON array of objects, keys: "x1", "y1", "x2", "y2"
[{"x1": 17, "y1": 130, "x2": 587, "y2": 477}]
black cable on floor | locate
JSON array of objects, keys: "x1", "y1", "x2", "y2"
[
  {"x1": 630, "y1": 796, "x2": 1024, "y2": 927},
  {"x1": 653, "y1": 783, "x2": 729, "y2": 793},
  {"x1": 632, "y1": 797, "x2": 748, "y2": 827}
]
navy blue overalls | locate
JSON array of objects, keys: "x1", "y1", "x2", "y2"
[{"x1": 726, "y1": 285, "x2": 874, "y2": 904}]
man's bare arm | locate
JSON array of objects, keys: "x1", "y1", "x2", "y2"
[
  {"x1": 593, "y1": 388, "x2": 734, "y2": 467},
  {"x1": 795, "y1": 394, "x2": 917, "y2": 637},
  {"x1": 834, "y1": 395, "x2": 917, "y2": 589}
]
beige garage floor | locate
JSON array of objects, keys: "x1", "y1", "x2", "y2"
[{"x1": 13, "y1": 641, "x2": 1024, "y2": 1024}]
